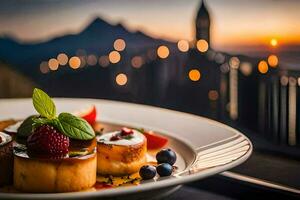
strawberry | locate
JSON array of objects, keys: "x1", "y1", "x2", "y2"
[
  {"x1": 143, "y1": 131, "x2": 168, "y2": 150},
  {"x1": 27, "y1": 125, "x2": 69, "y2": 156},
  {"x1": 74, "y1": 105, "x2": 97, "y2": 125},
  {"x1": 120, "y1": 127, "x2": 133, "y2": 136}
]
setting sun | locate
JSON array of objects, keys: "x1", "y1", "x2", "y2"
[{"x1": 270, "y1": 39, "x2": 278, "y2": 47}]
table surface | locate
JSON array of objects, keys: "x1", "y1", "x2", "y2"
[{"x1": 168, "y1": 176, "x2": 299, "y2": 200}]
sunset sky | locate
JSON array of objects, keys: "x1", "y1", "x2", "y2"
[{"x1": 1, "y1": 0, "x2": 300, "y2": 52}]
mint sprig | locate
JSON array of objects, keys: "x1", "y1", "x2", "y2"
[
  {"x1": 33, "y1": 88, "x2": 56, "y2": 119},
  {"x1": 18, "y1": 88, "x2": 96, "y2": 140}
]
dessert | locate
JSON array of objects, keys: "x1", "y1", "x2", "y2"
[
  {"x1": 97, "y1": 128, "x2": 147, "y2": 176},
  {"x1": 13, "y1": 88, "x2": 97, "y2": 193},
  {"x1": 0, "y1": 132, "x2": 14, "y2": 186}
]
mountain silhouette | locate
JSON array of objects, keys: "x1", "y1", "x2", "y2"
[{"x1": 0, "y1": 17, "x2": 172, "y2": 78}]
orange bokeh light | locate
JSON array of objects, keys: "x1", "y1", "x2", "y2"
[
  {"x1": 113, "y1": 39, "x2": 126, "y2": 51},
  {"x1": 267, "y1": 54, "x2": 278, "y2": 67},
  {"x1": 48, "y1": 58, "x2": 59, "y2": 71},
  {"x1": 258, "y1": 60, "x2": 269, "y2": 74},
  {"x1": 109, "y1": 51, "x2": 121, "y2": 64},
  {"x1": 69, "y1": 56, "x2": 81, "y2": 69},
  {"x1": 188, "y1": 69, "x2": 201, "y2": 81},
  {"x1": 157, "y1": 45, "x2": 170, "y2": 59},
  {"x1": 115, "y1": 73, "x2": 128, "y2": 86},
  {"x1": 57, "y1": 53, "x2": 68, "y2": 66},
  {"x1": 196, "y1": 39, "x2": 209, "y2": 53}
]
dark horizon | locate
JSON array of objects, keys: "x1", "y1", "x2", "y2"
[{"x1": 1, "y1": 0, "x2": 300, "y2": 52}]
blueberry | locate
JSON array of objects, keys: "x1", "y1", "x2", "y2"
[
  {"x1": 139, "y1": 165, "x2": 156, "y2": 180},
  {"x1": 156, "y1": 163, "x2": 173, "y2": 177},
  {"x1": 156, "y1": 148, "x2": 177, "y2": 165}
]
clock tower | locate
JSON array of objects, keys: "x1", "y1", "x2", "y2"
[{"x1": 195, "y1": 0, "x2": 211, "y2": 45}]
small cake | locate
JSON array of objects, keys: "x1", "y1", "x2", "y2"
[
  {"x1": 97, "y1": 127, "x2": 147, "y2": 176},
  {"x1": 0, "y1": 132, "x2": 14, "y2": 186},
  {"x1": 13, "y1": 125, "x2": 97, "y2": 193},
  {"x1": 13, "y1": 88, "x2": 97, "y2": 193}
]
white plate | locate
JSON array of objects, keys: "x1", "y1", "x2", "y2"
[{"x1": 0, "y1": 98, "x2": 252, "y2": 200}]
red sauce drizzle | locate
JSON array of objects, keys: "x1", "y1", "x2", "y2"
[{"x1": 94, "y1": 182, "x2": 113, "y2": 190}]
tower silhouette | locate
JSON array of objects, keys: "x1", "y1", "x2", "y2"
[{"x1": 195, "y1": 0, "x2": 211, "y2": 45}]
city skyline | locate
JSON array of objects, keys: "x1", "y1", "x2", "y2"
[{"x1": 1, "y1": 0, "x2": 300, "y2": 52}]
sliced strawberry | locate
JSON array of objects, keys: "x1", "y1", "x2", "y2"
[
  {"x1": 143, "y1": 131, "x2": 168, "y2": 150},
  {"x1": 121, "y1": 127, "x2": 133, "y2": 136},
  {"x1": 74, "y1": 105, "x2": 97, "y2": 125}
]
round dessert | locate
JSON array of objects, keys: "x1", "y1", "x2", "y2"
[
  {"x1": 13, "y1": 88, "x2": 97, "y2": 193},
  {"x1": 97, "y1": 128, "x2": 147, "y2": 176},
  {"x1": 0, "y1": 132, "x2": 14, "y2": 186},
  {"x1": 13, "y1": 125, "x2": 97, "y2": 193}
]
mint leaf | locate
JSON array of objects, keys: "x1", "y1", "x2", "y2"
[
  {"x1": 55, "y1": 113, "x2": 95, "y2": 140},
  {"x1": 17, "y1": 115, "x2": 37, "y2": 138},
  {"x1": 32, "y1": 88, "x2": 56, "y2": 119}
]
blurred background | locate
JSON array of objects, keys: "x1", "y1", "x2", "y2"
[{"x1": 1, "y1": 0, "x2": 300, "y2": 193}]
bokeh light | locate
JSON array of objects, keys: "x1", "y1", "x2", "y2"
[
  {"x1": 220, "y1": 63, "x2": 230, "y2": 73},
  {"x1": 99, "y1": 55, "x2": 110, "y2": 67},
  {"x1": 206, "y1": 50, "x2": 216, "y2": 61},
  {"x1": 229, "y1": 57, "x2": 240, "y2": 69},
  {"x1": 57, "y1": 53, "x2": 68, "y2": 66},
  {"x1": 267, "y1": 54, "x2": 278, "y2": 67},
  {"x1": 115, "y1": 73, "x2": 128, "y2": 86},
  {"x1": 79, "y1": 56, "x2": 86, "y2": 68},
  {"x1": 109, "y1": 51, "x2": 121, "y2": 64},
  {"x1": 69, "y1": 56, "x2": 81, "y2": 69},
  {"x1": 270, "y1": 38, "x2": 278, "y2": 47},
  {"x1": 289, "y1": 77, "x2": 297, "y2": 86},
  {"x1": 240, "y1": 62, "x2": 253, "y2": 76},
  {"x1": 87, "y1": 54, "x2": 97, "y2": 66},
  {"x1": 208, "y1": 90, "x2": 219, "y2": 101},
  {"x1": 188, "y1": 69, "x2": 201, "y2": 81},
  {"x1": 177, "y1": 40, "x2": 189, "y2": 52},
  {"x1": 131, "y1": 56, "x2": 144, "y2": 68},
  {"x1": 157, "y1": 45, "x2": 170, "y2": 59},
  {"x1": 40, "y1": 61, "x2": 49, "y2": 74},
  {"x1": 196, "y1": 39, "x2": 209, "y2": 53},
  {"x1": 113, "y1": 39, "x2": 126, "y2": 51},
  {"x1": 280, "y1": 76, "x2": 289, "y2": 86},
  {"x1": 48, "y1": 58, "x2": 59, "y2": 71},
  {"x1": 258, "y1": 60, "x2": 268, "y2": 74},
  {"x1": 214, "y1": 52, "x2": 226, "y2": 64}
]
